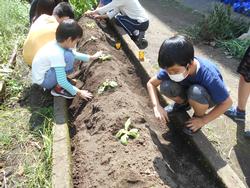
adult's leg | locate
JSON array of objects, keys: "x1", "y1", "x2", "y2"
[
  {"x1": 115, "y1": 15, "x2": 148, "y2": 37},
  {"x1": 238, "y1": 75, "x2": 250, "y2": 111}
]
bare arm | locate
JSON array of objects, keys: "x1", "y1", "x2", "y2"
[
  {"x1": 186, "y1": 96, "x2": 233, "y2": 132},
  {"x1": 147, "y1": 76, "x2": 169, "y2": 123}
]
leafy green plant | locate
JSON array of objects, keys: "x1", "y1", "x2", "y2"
[
  {"x1": 184, "y1": 3, "x2": 249, "y2": 42},
  {"x1": 217, "y1": 39, "x2": 250, "y2": 59},
  {"x1": 116, "y1": 118, "x2": 139, "y2": 146},
  {"x1": 97, "y1": 79, "x2": 118, "y2": 94},
  {"x1": 69, "y1": 0, "x2": 97, "y2": 19},
  {"x1": 99, "y1": 54, "x2": 112, "y2": 61},
  {"x1": 86, "y1": 21, "x2": 96, "y2": 29}
]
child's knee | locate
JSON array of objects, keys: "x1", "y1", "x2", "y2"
[
  {"x1": 160, "y1": 80, "x2": 184, "y2": 98},
  {"x1": 187, "y1": 85, "x2": 210, "y2": 105}
]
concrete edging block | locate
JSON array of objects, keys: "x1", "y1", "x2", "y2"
[
  {"x1": 52, "y1": 97, "x2": 73, "y2": 188},
  {"x1": 112, "y1": 24, "x2": 246, "y2": 188}
]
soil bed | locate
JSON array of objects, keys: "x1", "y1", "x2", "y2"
[{"x1": 70, "y1": 17, "x2": 219, "y2": 188}]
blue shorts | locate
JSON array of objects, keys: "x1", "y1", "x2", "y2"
[
  {"x1": 41, "y1": 50, "x2": 74, "y2": 89},
  {"x1": 100, "y1": 0, "x2": 112, "y2": 5},
  {"x1": 160, "y1": 80, "x2": 215, "y2": 107}
]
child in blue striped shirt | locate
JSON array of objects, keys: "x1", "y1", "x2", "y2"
[{"x1": 32, "y1": 19, "x2": 102, "y2": 99}]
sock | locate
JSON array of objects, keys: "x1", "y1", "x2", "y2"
[{"x1": 236, "y1": 107, "x2": 246, "y2": 114}]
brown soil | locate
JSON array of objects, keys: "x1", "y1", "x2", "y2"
[{"x1": 70, "y1": 17, "x2": 218, "y2": 188}]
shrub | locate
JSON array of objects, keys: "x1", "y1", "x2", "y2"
[
  {"x1": 217, "y1": 39, "x2": 250, "y2": 59},
  {"x1": 184, "y1": 3, "x2": 249, "y2": 42},
  {"x1": 70, "y1": 0, "x2": 97, "y2": 19}
]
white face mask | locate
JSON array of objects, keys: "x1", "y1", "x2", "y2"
[{"x1": 167, "y1": 69, "x2": 188, "y2": 82}]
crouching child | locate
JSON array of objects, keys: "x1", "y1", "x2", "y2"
[
  {"x1": 85, "y1": 0, "x2": 149, "y2": 49},
  {"x1": 32, "y1": 19, "x2": 102, "y2": 99},
  {"x1": 147, "y1": 35, "x2": 232, "y2": 135}
]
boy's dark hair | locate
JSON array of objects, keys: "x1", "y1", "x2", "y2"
[
  {"x1": 158, "y1": 35, "x2": 194, "y2": 69},
  {"x1": 53, "y1": 2, "x2": 74, "y2": 19},
  {"x1": 56, "y1": 19, "x2": 83, "y2": 42}
]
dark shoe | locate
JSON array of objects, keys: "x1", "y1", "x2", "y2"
[
  {"x1": 164, "y1": 102, "x2": 191, "y2": 113},
  {"x1": 51, "y1": 88, "x2": 74, "y2": 99},
  {"x1": 133, "y1": 31, "x2": 148, "y2": 49},
  {"x1": 224, "y1": 106, "x2": 245, "y2": 122},
  {"x1": 135, "y1": 37, "x2": 148, "y2": 49}
]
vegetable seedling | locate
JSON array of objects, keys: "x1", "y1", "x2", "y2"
[
  {"x1": 97, "y1": 80, "x2": 118, "y2": 94},
  {"x1": 115, "y1": 118, "x2": 139, "y2": 146},
  {"x1": 99, "y1": 54, "x2": 112, "y2": 61},
  {"x1": 86, "y1": 22, "x2": 96, "y2": 29}
]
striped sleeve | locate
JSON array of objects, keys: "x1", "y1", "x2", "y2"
[
  {"x1": 72, "y1": 50, "x2": 90, "y2": 62},
  {"x1": 54, "y1": 67, "x2": 78, "y2": 95}
]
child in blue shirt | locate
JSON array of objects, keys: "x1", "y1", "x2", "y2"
[
  {"x1": 32, "y1": 19, "x2": 102, "y2": 99},
  {"x1": 147, "y1": 35, "x2": 232, "y2": 135}
]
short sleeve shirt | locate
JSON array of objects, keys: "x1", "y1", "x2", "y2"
[{"x1": 157, "y1": 57, "x2": 229, "y2": 104}]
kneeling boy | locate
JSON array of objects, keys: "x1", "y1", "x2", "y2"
[
  {"x1": 147, "y1": 35, "x2": 232, "y2": 135},
  {"x1": 32, "y1": 19, "x2": 102, "y2": 99}
]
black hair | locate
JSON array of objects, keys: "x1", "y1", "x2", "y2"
[
  {"x1": 29, "y1": 0, "x2": 70, "y2": 24},
  {"x1": 158, "y1": 35, "x2": 194, "y2": 69},
  {"x1": 52, "y1": 2, "x2": 74, "y2": 19},
  {"x1": 30, "y1": 0, "x2": 55, "y2": 23},
  {"x1": 56, "y1": 19, "x2": 83, "y2": 42}
]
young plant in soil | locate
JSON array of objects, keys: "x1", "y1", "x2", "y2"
[
  {"x1": 99, "y1": 54, "x2": 112, "y2": 62},
  {"x1": 115, "y1": 118, "x2": 139, "y2": 146},
  {"x1": 97, "y1": 79, "x2": 118, "y2": 94}
]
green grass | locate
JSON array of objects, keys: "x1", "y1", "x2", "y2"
[
  {"x1": 0, "y1": 0, "x2": 29, "y2": 64},
  {"x1": 0, "y1": 107, "x2": 53, "y2": 187},
  {"x1": 183, "y1": 3, "x2": 249, "y2": 59},
  {"x1": 217, "y1": 39, "x2": 250, "y2": 59},
  {"x1": 70, "y1": 0, "x2": 97, "y2": 19}
]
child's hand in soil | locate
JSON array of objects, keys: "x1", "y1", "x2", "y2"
[
  {"x1": 153, "y1": 105, "x2": 169, "y2": 124},
  {"x1": 77, "y1": 90, "x2": 93, "y2": 100},
  {"x1": 90, "y1": 51, "x2": 103, "y2": 60}
]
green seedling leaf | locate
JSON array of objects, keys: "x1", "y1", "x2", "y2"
[
  {"x1": 109, "y1": 80, "x2": 118, "y2": 87},
  {"x1": 124, "y1": 118, "x2": 131, "y2": 131},
  {"x1": 90, "y1": 36, "x2": 98, "y2": 41},
  {"x1": 120, "y1": 134, "x2": 129, "y2": 145},
  {"x1": 97, "y1": 80, "x2": 118, "y2": 94},
  {"x1": 116, "y1": 118, "x2": 139, "y2": 145},
  {"x1": 86, "y1": 22, "x2": 95, "y2": 29},
  {"x1": 128, "y1": 128, "x2": 139, "y2": 139},
  {"x1": 99, "y1": 54, "x2": 112, "y2": 61},
  {"x1": 115, "y1": 129, "x2": 127, "y2": 139}
]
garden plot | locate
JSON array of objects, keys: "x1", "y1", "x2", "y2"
[{"x1": 70, "y1": 17, "x2": 218, "y2": 188}]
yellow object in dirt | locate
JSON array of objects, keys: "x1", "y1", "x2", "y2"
[
  {"x1": 139, "y1": 50, "x2": 145, "y2": 61},
  {"x1": 115, "y1": 42, "x2": 121, "y2": 50}
]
